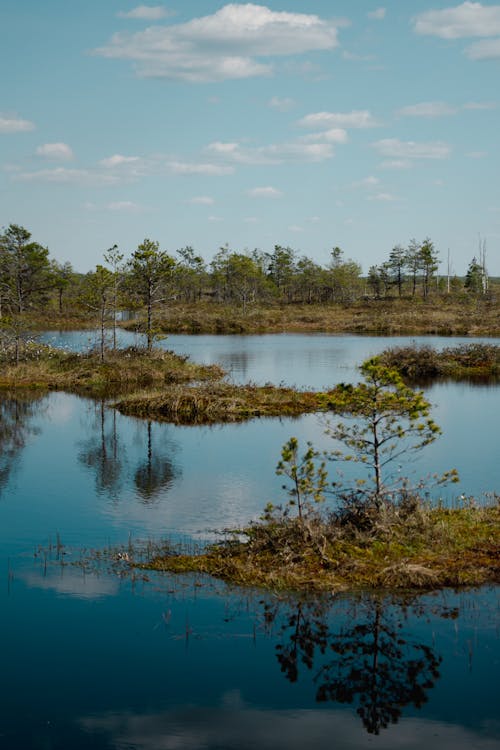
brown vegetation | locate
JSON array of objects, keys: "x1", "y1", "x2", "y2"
[
  {"x1": 0, "y1": 343, "x2": 224, "y2": 398},
  {"x1": 141, "y1": 497, "x2": 500, "y2": 592},
  {"x1": 124, "y1": 297, "x2": 500, "y2": 336},
  {"x1": 113, "y1": 381, "x2": 332, "y2": 424},
  {"x1": 379, "y1": 342, "x2": 500, "y2": 381}
]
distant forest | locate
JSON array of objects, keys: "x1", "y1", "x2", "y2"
[{"x1": 0, "y1": 223, "x2": 494, "y2": 321}]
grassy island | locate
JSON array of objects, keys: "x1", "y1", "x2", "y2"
[
  {"x1": 111, "y1": 358, "x2": 499, "y2": 594},
  {"x1": 379, "y1": 342, "x2": 500, "y2": 381},
  {"x1": 109, "y1": 343, "x2": 500, "y2": 424},
  {"x1": 0, "y1": 343, "x2": 224, "y2": 398},
  {"x1": 113, "y1": 382, "x2": 333, "y2": 424},
  {"x1": 138, "y1": 498, "x2": 500, "y2": 592},
  {"x1": 2, "y1": 340, "x2": 500, "y2": 426}
]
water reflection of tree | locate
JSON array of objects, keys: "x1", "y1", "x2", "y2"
[
  {"x1": 78, "y1": 405, "x2": 180, "y2": 505},
  {"x1": 0, "y1": 393, "x2": 44, "y2": 497},
  {"x1": 134, "y1": 421, "x2": 178, "y2": 503},
  {"x1": 264, "y1": 594, "x2": 442, "y2": 735},
  {"x1": 78, "y1": 400, "x2": 123, "y2": 502},
  {"x1": 223, "y1": 351, "x2": 250, "y2": 380}
]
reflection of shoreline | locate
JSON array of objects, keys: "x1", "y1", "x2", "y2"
[
  {"x1": 80, "y1": 701, "x2": 500, "y2": 750},
  {"x1": 0, "y1": 392, "x2": 46, "y2": 499}
]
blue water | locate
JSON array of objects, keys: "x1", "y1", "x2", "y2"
[
  {"x1": 39, "y1": 329, "x2": 499, "y2": 388},
  {"x1": 1, "y1": 333, "x2": 499, "y2": 748}
]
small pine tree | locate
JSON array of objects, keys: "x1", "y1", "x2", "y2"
[{"x1": 275, "y1": 437, "x2": 328, "y2": 520}]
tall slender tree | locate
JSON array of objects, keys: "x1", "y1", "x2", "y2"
[
  {"x1": 127, "y1": 239, "x2": 175, "y2": 350},
  {"x1": 405, "y1": 239, "x2": 420, "y2": 297},
  {"x1": 104, "y1": 244, "x2": 124, "y2": 350},
  {"x1": 418, "y1": 238, "x2": 439, "y2": 298},
  {"x1": 80, "y1": 265, "x2": 115, "y2": 361},
  {"x1": 387, "y1": 245, "x2": 406, "y2": 297}
]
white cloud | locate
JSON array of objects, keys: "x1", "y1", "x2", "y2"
[
  {"x1": 247, "y1": 186, "x2": 283, "y2": 198},
  {"x1": 463, "y1": 101, "x2": 497, "y2": 109},
  {"x1": 466, "y1": 37, "x2": 500, "y2": 58},
  {"x1": 397, "y1": 101, "x2": 458, "y2": 117},
  {"x1": 398, "y1": 101, "x2": 497, "y2": 116},
  {"x1": 0, "y1": 114, "x2": 35, "y2": 133},
  {"x1": 368, "y1": 192, "x2": 398, "y2": 201},
  {"x1": 465, "y1": 150, "x2": 487, "y2": 158},
  {"x1": 118, "y1": 5, "x2": 172, "y2": 20},
  {"x1": 372, "y1": 138, "x2": 452, "y2": 160},
  {"x1": 268, "y1": 96, "x2": 295, "y2": 112},
  {"x1": 298, "y1": 110, "x2": 379, "y2": 129},
  {"x1": 107, "y1": 200, "x2": 141, "y2": 211},
  {"x1": 208, "y1": 142, "x2": 240, "y2": 156},
  {"x1": 244, "y1": 216, "x2": 259, "y2": 223},
  {"x1": 288, "y1": 224, "x2": 303, "y2": 232},
  {"x1": 167, "y1": 160, "x2": 234, "y2": 175},
  {"x1": 300, "y1": 128, "x2": 348, "y2": 144},
  {"x1": 413, "y1": 3, "x2": 500, "y2": 39},
  {"x1": 36, "y1": 142, "x2": 74, "y2": 160},
  {"x1": 380, "y1": 159, "x2": 413, "y2": 169},
  {"x1": 354, "y1": 175, "x2": 380, "y2": 188},
  {"x1": 84, "y1": 199, "x2": 145, "y2": 211},
  {"x1": 208, "y1": 215, "x2": 224, "y2": 222},
  {"x1": 99, "y1": 154, "x2": 141, "y2": 167},
  {"x1": 342, "y1": 50, "x2": 376, "y2": 62},
  {"x1": 95, "y1": 4, "x2": 340, "y2": 82},
  {"x1": 368, "y1": 8, "x2": 386, "y2": 20},
  {"x1": 2, "y1": 163, "x2": 21, "y2": 173},
  {"x1": 13, "y1": 167, "x2": 120, "y2": 185},
  {"x1": 206, "y1": 140, "x2": 334, "y2": 164},
  {"x1": 189, "y1": 195, "x2": 215, "y2": 205}
]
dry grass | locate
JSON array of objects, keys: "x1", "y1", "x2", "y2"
[
  {"x1": 114, "y1": 381, "x2": 332, "y2": 424},
  {"x1": 121, "y1": 297, "x2": 500, "y2": 336},
  {"x1": 141, "y1": 497, "x2": 500, "y2": 592},
  {"x1": 379, "y1": 343, "x2": 500, "y2": 381},
  {"x1": 0, "y1": 343, "x2": 224, "y2": 397}
]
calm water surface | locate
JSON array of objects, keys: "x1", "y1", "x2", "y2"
[{"x1": 1, "y1": 333, "x2": 499, "y2": 748}]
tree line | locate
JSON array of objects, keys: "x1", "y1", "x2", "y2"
[{"x1": 0, "y1": 222, "x2": 492, "y2": 335}]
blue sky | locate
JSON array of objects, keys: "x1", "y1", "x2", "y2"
[{"x1": 1, "y1": 1, "x2": 499, "y2": 274}]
